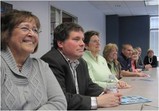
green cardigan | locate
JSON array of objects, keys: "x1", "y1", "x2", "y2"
[{"x1": 82, "y1": 50, "x2": 118, "y2": 89}]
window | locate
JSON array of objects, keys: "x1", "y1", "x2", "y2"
[
  {"x1": 150, "y1": 16, "x2": 159, "y2": 60},
  {"x1": 50, "y1": 6, "x2": 78, "y2": 46}
]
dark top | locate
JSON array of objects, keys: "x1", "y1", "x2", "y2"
[
  {"x1": 41, "y1": 47, "x2": 103, "y2": 110},
  {"x1": 117, "y1": 53, "x2": 131, "y2": 71},
  {"x1": 144, "y1": 55, "x2": 158, "y2": 68},
  {"x1": 136, "y1": 56, "x2": 145, "y2": 70}
]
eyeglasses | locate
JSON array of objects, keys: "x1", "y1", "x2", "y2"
[
  {"x1": 16, "y1": 25, "x2": 41, "y2": 35},
  {"x1": 89, "y1": 40, "x2": 100, "y2": 44}
]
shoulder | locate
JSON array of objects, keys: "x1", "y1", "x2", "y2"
[
  {"x1": 144, "y1": 56, "x2": 148, "y2": 59},
  {"x1": 153, "y1": 55, "x2": 158, "y2": 60},
  {"x1": 41, "y1": 48, "x2": 58, "y2": 59},
  {"x1": 78, "y1": 57, "x2": 87, "y2": 64},
  {"x1": 82, "y1": 51, "x2": 91, "y2": 60},
  {"x1": 98, "y1": 55, "x2": 106, "y2": 61},
  {"x1": 31, "y1": 58, "x2": 49, "y2": 68},
  {"x1": 118, "y1": 54, "x2": 124, "y2": 61},
  {"x1": 118, "y1": 54, "x2": 123, "y2": 59},
  {"x1": 41, "y1": 48, "x2": 65, "y2": 63},
  {"x1": 153, "y1": 55, "x2": 157, "y2": 58}
]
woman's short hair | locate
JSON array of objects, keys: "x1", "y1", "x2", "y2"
[
  {"x1": 1, "y1": 9, "x2": 41, "y2": 53},
  {"x1": 147, "y1": 49, "x2": 154, "y2": 54},
  {"x1": 84, "y1": 30, "x2": 99, "y2": 45}
]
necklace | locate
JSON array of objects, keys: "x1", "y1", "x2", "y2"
[{"x1": 148, "y1": 57, "x2": 153, "y2": 64}]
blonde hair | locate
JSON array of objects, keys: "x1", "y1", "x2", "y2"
[
  {"x1": 103, "y1": 43, "x2": 118, "y2": 64},
  {"x1": 132, "y1": 48, "x2": 138, "y2": 55}
]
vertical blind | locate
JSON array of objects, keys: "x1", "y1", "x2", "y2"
[{"x1": 150, "y1": 16, "x2": 159, "y2": 60}]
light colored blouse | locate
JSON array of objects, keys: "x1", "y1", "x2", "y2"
[
  {"x1": 82, "y1": 50, "x2": 118, "y2": 89},
  {"x1": 1, "y1": 48, "x2": 67, "y2": 110}
]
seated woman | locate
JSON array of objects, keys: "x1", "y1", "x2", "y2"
[
  {"x1": 144, "y1": 49, "x2": 158, "y2": 68},
  {"x1": 129, "y1": 48, "x2": 149, "y2": 77},
  {"x1": 103, "y1": 43, "x2": 122, "y2": 80},
  {"x1": 131, "y1": 48, "x2": 144, "y2": 72},
  {"x1": 1, "y1": 9, "x2": 67, "y2": 110},
  {"x1": 82, "y1": 31, "x2": 130, "y2": 90},
  {"x1": 136, "y1": 47, "x2": 151, "y2": 70}
]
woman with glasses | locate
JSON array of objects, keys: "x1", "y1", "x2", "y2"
[
  {"x1": 82, "y1": 31, "x2": 130, "y2": 90},
  {"x1": 1, "y1": 9, "x2": 67, "y2": 110}
]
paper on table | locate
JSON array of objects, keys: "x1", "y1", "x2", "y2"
[{"x1": 121, "y1": 95, "x2": 152, "y2": 105}]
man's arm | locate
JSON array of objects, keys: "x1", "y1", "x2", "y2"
[{"x1": 41, "y1": 54, "x2": 92, "y2": 110}]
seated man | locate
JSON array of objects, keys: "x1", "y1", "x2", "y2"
[
  {"x1": 118, "y1": 44, "x2": 147, "y2": 77},
  {"x1": 41, "y1": 23, "x2": 122, "y2": 110}
]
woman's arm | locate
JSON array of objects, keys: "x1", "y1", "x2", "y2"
[{"x1": 38, "y1": 62, "x2": 67, "y2": 110}]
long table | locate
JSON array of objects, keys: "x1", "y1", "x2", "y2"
[{"x1": 99, "y1": 67, "x2": 159, "y2": 111}]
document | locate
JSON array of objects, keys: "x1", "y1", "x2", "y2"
[{"x1": 121, "y1": 95, "x2": 152, "y2": 105}]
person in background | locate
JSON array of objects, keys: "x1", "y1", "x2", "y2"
[
  {"x1": 136, "y1": 47, "x2": 151, "y2": 70},
  {"x1": 144, "y1": 49, "x2": 158, "y2": 68},
  {"x1": 82, "y1": 31, "x2": 130, "y2": 90},
  {"x1": 103, "y1": 43, "x2": 122, "y2": 80},
  {"x1": 130, "y1": 48, "x2": 140, "y2": 72},
  {"x1": 41, "y1": 23, "x2": 122, "y2": 110},
  {"x1": 130, "y1": 48, "x2": 149, "y2": 78},
  {"x1": 118, "y1": 44, "x2": 148, "y2": 77},
  {"x1": 1, "y1": 9, "x2": 67, "y2": 110}
]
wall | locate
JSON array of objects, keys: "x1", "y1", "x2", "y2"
[
  {"x1": 106, "y1": 15, "x2": 119, "y2": 46},
  {"x1": 106, "y1": 15, "x2": 150, "y2": 58},
  {"x1": 5, "y1": 1, "x2": 106, "y2": 57},
  {"x1": 50, "y1": 1, "x2": 106, "y2": 54},
  {"x1": 119, "y1": 16, "x2": 150, "y2": 58}
]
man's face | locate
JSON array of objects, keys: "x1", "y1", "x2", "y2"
[
  {"x1": 58, "y1": 31, "x2": 85, "y2": 60},
  {"x1": 122, "y1": 45, "x2": 133, "y2": 58}
]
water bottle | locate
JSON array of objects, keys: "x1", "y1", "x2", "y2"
[{"x1": 106, "y1": 75, "x2": 118, "y2": 93}]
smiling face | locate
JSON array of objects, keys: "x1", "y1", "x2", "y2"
[
  {"x1": 108, "y1": 48, "x2": 118, "y2": 61},
  {"x1": 122, "y1": 45, "x2": 133, "y2": 59},
  {"x1": 58, "y1": 30, "x2": 85, "y2": 60},
  {"x1": 8, "y1": 21, "x2": 39, "y2": 56},
  {"x1": 131, "y1": 51, "x2": 138, "y2": 61}
]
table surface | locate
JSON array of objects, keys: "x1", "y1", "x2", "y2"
[{"x1": 98, "y1": 67, "x2": 159, "y2": 111}]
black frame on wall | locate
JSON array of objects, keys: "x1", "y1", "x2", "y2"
[{"x1": 1, "y1": 1, "x2": 13, "y2": 16}]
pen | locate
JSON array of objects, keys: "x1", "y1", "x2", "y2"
[{"x1": 99, "y1": 92, "x2": 105, "y2": 96}]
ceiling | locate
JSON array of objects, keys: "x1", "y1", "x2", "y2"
[{"x1": 89, "y1": 0, "x2": 158, "y2": 16}]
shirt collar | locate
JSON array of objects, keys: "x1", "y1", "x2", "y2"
[
  {"x1": 58, "y1": 49, "x2": 79, "y2": 67},
  {"x1": 85, "y1": 50, "x2": 99, "y2": 62}
]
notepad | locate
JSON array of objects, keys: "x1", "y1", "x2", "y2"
[{"x1": 121, "y1": 95, "x2": 152, "y2": 105}]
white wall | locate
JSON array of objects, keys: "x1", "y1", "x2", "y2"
[
  {"x1": 50, "y1": 1, "x2": 106, "y2": 55},
  {"x1": 5, "y1": 1, "x2": 106, "y2": 57}
]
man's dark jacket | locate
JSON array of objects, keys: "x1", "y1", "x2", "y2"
[{"x1": 41, "y1": 47, "x2": 103, "y2": 110}]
